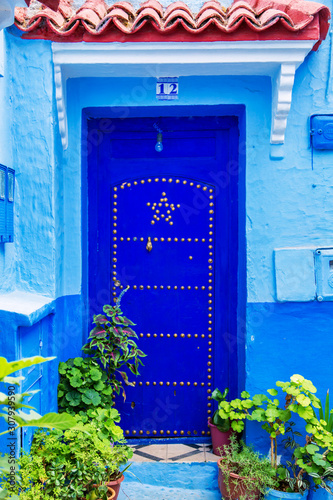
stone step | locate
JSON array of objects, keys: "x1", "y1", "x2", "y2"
[{"x1": 117, "y1": 462, "x2": 221, "y2": 500}]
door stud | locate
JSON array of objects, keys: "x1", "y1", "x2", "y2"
[{"x1": 146, "y1": 236, "x2": 153, "y2": 252}]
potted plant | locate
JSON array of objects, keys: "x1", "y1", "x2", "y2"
[
  {"x1": 209, "y1": 387, "x2": 235, "y2": 455},
  {"x1": 82, "y1": 288, "x2": 146, "y2": 401},
  {"x1": 1, "y1": 422, "x2": 133, "y2": 500},
  {"x1": 245, "y1": 375, "x2": 333, "y2": 499},
  {"x1": 217, "y1": 435, "x2": 277, "y2": 500}
]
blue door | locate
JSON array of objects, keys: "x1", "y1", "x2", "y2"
[{"x1": 88, "y1": 115, "x2": 239, "y2": 439}]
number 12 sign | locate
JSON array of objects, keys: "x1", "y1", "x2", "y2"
[{"x1": 156, "y1": 77, "x2": 179, "y2": 100}]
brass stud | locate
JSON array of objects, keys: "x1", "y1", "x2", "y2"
[
  {"x1": 174, "y1": 334, "x2": 178, "y2": 338},
  {"x1": 160, "y1": 286, "x2": 164, "y2": 289},
  {"x1": 194, "y1": 334, "x2": 198, "y2": 338},
  {"x1": 208, "y1": 375, "x2": 212, "y2": 379},
  {"x1": 208, "y1": 402, "x2": 212, "y2": 407},
  {"x1": 207, "y1": 409, "x2": 212, "y2": 414},
  {"x1": 140, "y1": 237, "x2": 144, "y2": 241},
  {"x1": 113, "y1": 208, "x2": 117, "y2": 213},
  {"x1": 187, "y1": 286, "x2": 191, "y2": 290},
  {"x1": 170, "y1": 222, "x2": 173, "y2": 225},
  {"x1": 208, "y1": 341, "x2": 212, "y2": 345},
  {"x1": 208, "y1": 382, "x2": 212, "y2": 386},
  {"x1": 161, "y1": 237, "x2": 165, "y2": 242},
  {"x1": 160, "y1": 334, "x2": 164, "y2": 337},
  {"x1": 133, "y1": 285, "x2": 137, "y2": 289},
  {"x1": 187, "y1": 334, "x2": 191, "y2": 338},
  {"x1": 208, "y1": 361, "x2": 212, "y2": 366},
  {"x1": 151, "y1": 221, "x2": 155, "y2": 224},
  {"x1": 180, "y1": 430, "x2": 184, "y2": 435},
  {"x1": 140, "y1": 285, "x2": 144, "y2": 290},
  {"x1": 202, "y1": 238, "x2": 205, "y2": 242},
  {"x1": 173, "y1": 382, "x2": 177, "y2": 386},
  {"x1": 168, "y1": 237, "x2": 172, "y2": 242},
  {"x1": 181, "y1": 286, "x2": 184, "y2": 290},
  {"x1": 176, "y1": 179, "x2": 180, "y2": 183},
  {"x1": 166, "y1": 381, "x2": 170, "y2": 385},
  {"x1": 139, "y1": 382, "x2": 143, "y2": 386},
  {"x1": 180, "y1": 382, "x2": 184, "y2": 386},
  {"x1": 153, "y1": 430, "x2": 157, "y2": 435},
  {"x1": 195, "y1": 286, "x2": 198, "y2": 290},
  {"x1": 154, "y1": 334, "x2": 157, "y2": 337},
  {"x1": 167, "y1": 430, "x2": 171, "y2": 435},
  {"x1": 154, "y1": 286, "x2": 158, "y2": 289},
  {"x1": 183, "y1": 180, "x2": 187, "y2": 184},
  {"x1": 141, "y1": 180, "x2": 145, "y2": 184},
  {"x1": 125, "y1": 430, "x2": 129, "y2": 434},
  {"x1": 147, "y1": 285, "x2": 151, "y2": 290},
  {"x1": 146, "y1": 431, "x2": 150, "y2": 435},
  {"x1": 113, "y1": 216, "x2": 117, "y2": 221},
  {"x1": 140, "y1": 333, "x2": 144, "y2": 337},
  {"x1": 181, "y1": 238, "x2": 185, "y2": 242},
  {"x1": 194, "y1": 382, "x2": 198, "y2": 386},
  {"x1": 208, "y1": 389, "x2": 212, "y2": 394},
  {"x1": 159, "y1": 382, "x2": 163, "y2": 386},
  {"x1": 162, "y1": 178, "x2": 166, "y2": 182},
  {"x1": 121, "y1": 185, "x2": 125, "y2": 189},
  {"x1": 167, "y1": 286, "x2": 171, "y2": 290},
  {"x1": 190, "y1": 182, "x2": 194, "y2": 186},
  {"x1": 167, "y1": 334, "x2": 171, "y2": 338},
  {"x1": 140, "y1": 430, "x2": 143, "y2": 434},
  {"x1": 201, "y1": 382, "x2": 205, "y2": 387},
  {"x1": 208, "y1": 307, "x2": 212, "y2": 311},
  {"x1": 160, "y1": 430, "x2": 164, "y2": 434},
  {"x1": 174, "y1": 286, "x2": 178, "y2": 290},
  {"x1": 154, "y1": 237, "x2": 158, "y2": 241},
  {"x1": 187, "y1": 382, "x2": 191, "y2": 386},
  {"x1": 148, "y1": 178, "x2": 152, "y2": 183},
  {"x1": 153, "y1": 381, "x2": 157, "y2": 386},
  {"x1": 177, "y1": 204, "x2": 181, "y2": 208},
  {"x1": 146, "y1": 381, "x2": 150, "y2": 386},
  {"x1": 201, "y1": 286, "x2": 205, "y2": 290},
  {"x1": 189, "y1": 256, "x2": 193, "y2": 260},
  {"x1": 113, "y1": 187, "x2": 117, "y2": 191},
  {"x1": 133, "y1": 430, "x2": 137, "y2": 434},
  {"x1": 173, "y1": 430, "x2": 177, "y2": 435},
  {"x1": 155, "y1": 178, "x2": 159, "y2": 182},
  {"x1": 147, "y1": 334, "x2": 151, "y2": 338},
  {"x1": 201, "y1": 334, "x2": 205, "y2": 338}
]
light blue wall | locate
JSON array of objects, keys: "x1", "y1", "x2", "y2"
[{"x1": 1, "y1": 2, "x2": 333, "y2": 450}]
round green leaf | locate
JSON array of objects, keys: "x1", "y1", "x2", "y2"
[{"x1": 81, "y1": 389, "x2": 101, "y2": 407}]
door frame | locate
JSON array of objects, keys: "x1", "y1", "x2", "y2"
[{"x1": 82, "y1": 104, "x2": 246, "y2": 400}]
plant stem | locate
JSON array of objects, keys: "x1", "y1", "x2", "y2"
[{"x1": 270, "y1": 436, "x2": 274, "y2": 468}]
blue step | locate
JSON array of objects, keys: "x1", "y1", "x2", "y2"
[{"x1": 118, "y1": 462, "x2": 221, "y2": 500}]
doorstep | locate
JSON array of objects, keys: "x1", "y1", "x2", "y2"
[
  {"x1": 118, "y1": 462, "x2": 221, "y2": 500},
  {"x1": 130, "y1": 442, "x2": 220, "y2": 463}
]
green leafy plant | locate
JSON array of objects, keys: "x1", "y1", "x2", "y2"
[
  {"x1": 211, "y1": 387, "x2": 231, "y2": 432},
  {"x1": 318, "y1": 390, "x2": 333, "y2": 433},
  {"x1": 0, "y1": 356, "x2": 77, "y2": 499},
  {"x1": 218, "y1": 435, "x2": 277, "y2": 500},
  {"x1": 218, "y1": 391, "x2": 256, "y2": 433},
  {"x1": 229, "y1": 375, "x2": 333, "y2": 493},
  {"x1": 1, "y1": 422, "x2": 133, "y2": 499},
  {"x1": 58, "y1": 357, "x2": 113, "y2": 415},
  {"x1": 82, "y1": 289, "x2": 146, "y2": 400},
  {"x1": 76, "y1": 407, "x2": 125, "y2": 443}
]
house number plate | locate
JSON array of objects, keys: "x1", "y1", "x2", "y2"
[{"x1": 156, "y1": 77, "x2": 179, "y2": 100}]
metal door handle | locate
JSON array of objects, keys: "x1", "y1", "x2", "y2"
[{"x1": 146, "y1": 236, "x2": 153, "y2": 252}]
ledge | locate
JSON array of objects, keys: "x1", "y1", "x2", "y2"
[
  {"x1": 52, "y1": 40, "x2": 316, "y2": 150},
  {"x1": 0, "y1": 290, "x2": 55, "y2": 327}
]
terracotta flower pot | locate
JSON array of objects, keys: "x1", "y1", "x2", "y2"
[
  {"x1": 106, "y1": 474, "x2": 124, "y2": 500},
  {"x1": 83, "y1": 486, "x2": 116, "y2": 500},
  {"x1": 217, "y1": 458, "x2": 261, "y2": 500},
  {"x1": 208, "y1": 417, "x2": 234, "y2": 456}
]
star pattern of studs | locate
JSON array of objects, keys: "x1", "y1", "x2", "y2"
[{"x1": 147, "y1": 191, "x2": 180, "y2": 226}]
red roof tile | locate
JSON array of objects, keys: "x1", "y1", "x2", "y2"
[{"x1": 14, "y1": 0, "x2": 330, "y2": 48}]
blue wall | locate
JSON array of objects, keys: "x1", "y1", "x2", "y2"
[{"x1": 1, "y1": 3, "x2": 333, "y2": 451}]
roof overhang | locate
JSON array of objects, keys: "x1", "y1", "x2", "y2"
[{"x1": 52, "y1": 39, "x2": 316, "y2": 150}]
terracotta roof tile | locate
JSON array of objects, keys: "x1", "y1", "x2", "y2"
[{"x1": 14, "y1": 0, "x2": 330, "y2": 48}]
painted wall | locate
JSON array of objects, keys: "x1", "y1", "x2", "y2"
[{"x1": 1, "y1": 0, "x2": 333, "y2": 451}]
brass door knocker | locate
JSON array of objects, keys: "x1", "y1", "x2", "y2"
[{"x1": 146, "y1": 236, "x2": 153, "y2": 252}]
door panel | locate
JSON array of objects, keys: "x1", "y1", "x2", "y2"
[{"x1": 88, "y1": 115, "x2": 239, "y2": 438}]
